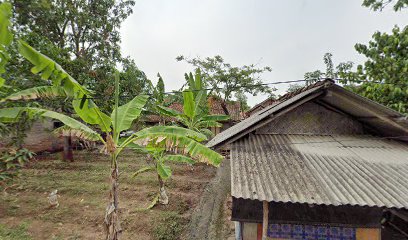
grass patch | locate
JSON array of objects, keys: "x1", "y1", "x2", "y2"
[
  {"x1": 153, "y1": 211, "x2": 187, "y2": 240},
  {"x1": 0, "y1": 150, "x2": 216, "y2": 239},
  {"x1": 0, "y1": 222, "x2": 31, "y2": 240}
]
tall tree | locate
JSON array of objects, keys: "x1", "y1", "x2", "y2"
[
  {"x1": 8, "y1": 0, "x2": 150, "y2": 113},
  {"x1": 305, "y1": 26, "x2": 408, "y2": 113},
  {"x1": 343, "y1": 26, "x2": 408, "y2": 114},
  {"x1": 176, "y1": 55, "x2": 274, "y2": 114},
  {"x1": 362, "y1": 0, "x2": 408, "y2": 11},
  {"x1": 304, "y1": 53, "x2": 354, "y2": 84}
]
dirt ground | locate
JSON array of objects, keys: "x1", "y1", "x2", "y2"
[{"x1": 0, "y1": 149, "x2": 217, "y2": 240}]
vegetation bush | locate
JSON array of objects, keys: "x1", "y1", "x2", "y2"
[
  {"x1": 0, "y1": 148, "x2": 34, "y2": 183},
  {"x1": 153, "y1": 211, "x2": 187, "y2": 240},
  {"x1": 0, "y1": 222, "x2": 31, "y2": 240}
]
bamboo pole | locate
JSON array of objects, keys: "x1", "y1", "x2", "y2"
[{"x1": 262, "y1": 201, "x2": 269, "y2": 240}]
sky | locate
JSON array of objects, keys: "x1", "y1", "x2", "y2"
[{"x1": 120, "y1": 0, "x2": 408, "y2": 107}]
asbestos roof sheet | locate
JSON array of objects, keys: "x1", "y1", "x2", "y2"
[
  {"x1": 208, "y1": 80, "x2": 408, "y2": 148},
  {"x1": 207, "y1": 83, "x2": 328, "y2": 148},
  {"x1": 231, "y1": 134, "x2": 408, "y2": 209}
]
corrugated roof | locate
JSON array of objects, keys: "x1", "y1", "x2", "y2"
[
  {"x1": 207, "y1": 83, "x2": 328, "y2": 147},
  {"x1": 231, "y1": 134, "x2": 408, "y2": 209},
  {"x1": 207, "y1": 79, "x2": 408, "y2": 148}
]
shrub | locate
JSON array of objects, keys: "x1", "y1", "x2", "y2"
[{"x1": 153, "y1": 211, "x2": 187, "y2": 240}]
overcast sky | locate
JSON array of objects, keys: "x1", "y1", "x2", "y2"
[{"x1": 120, "y1": 0, "x2": 408, "y2": 107}]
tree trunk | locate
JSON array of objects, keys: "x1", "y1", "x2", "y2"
[
  {"x1": 220, "y1": 101, "x2": 230, "y2": 116},
  {"x1": 62, "y1": 136, "x2": 73, "y2": 162},
  {"x1": 104, "y1": 161, "x2": 122, "y2": 240},
  {"x1": 158, "y1": 174, "x2": 169, "y2": 205}
]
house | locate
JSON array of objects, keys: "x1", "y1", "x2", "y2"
[
  {"x1": 145, "y1": 96, "x2": 243, "y2": 135},
  {"x1": 207, "y1": 79, "x2": 408, "y2": 240},
  {"x1": 0, "y1": 119, "x2": 63, "y2": 153},
  {"x1": 246, "y1": 98, "x2": 276, "y2": 117}
]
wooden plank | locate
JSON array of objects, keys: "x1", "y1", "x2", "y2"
[{"x1": 262, "y1": 201, "x2": 269, "y2": 240}]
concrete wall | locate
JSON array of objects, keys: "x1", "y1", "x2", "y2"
[{"x1": 0, "y1": 119, "x2": 63, "y2": 153}]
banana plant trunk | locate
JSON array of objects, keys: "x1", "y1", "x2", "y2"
[
  {"x1": 62, "y1": 136, "x2": 73, "y2": 162},
  {"x1": 158, "y1": 174, "x2": 169, "y2": 205},
  {"x1": 104, "y1": 157, "x2": 121, "y2": 240}
]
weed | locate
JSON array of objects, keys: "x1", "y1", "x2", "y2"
[
  {"x1": 0, "y1": 222, "x2": 31, "y2": 240},
  {"x1": 153, "y1": 211, "x2": 186, "y2": 240}
]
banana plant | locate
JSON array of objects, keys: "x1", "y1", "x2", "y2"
[
  {"x1": 157, "y1": 90, "x2": 230, "y2": 138},
  {"x1": 0, "y1": 3, "x2": 223, "y2": 239},
  {"x1": 131, "y1": 128, "x2": 210, "y2": 208}
]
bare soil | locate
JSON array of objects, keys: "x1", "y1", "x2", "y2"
[{"x1": 0, "y1": 149, "x2": 216, "y2": 240}]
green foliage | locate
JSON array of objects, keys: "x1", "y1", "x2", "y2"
[
  {"x1": 153, "y1": 212, "x2": 186, "y2": 240},
  {"x1": 304, "y1": 53, "x2": 354, "y2": 86},
  {"x1": 18, "y1": 40, "x2": 112, "y2": 132},
  {"x1": 234, "y1": 91, "x2": 250, "y2": 112},
  {"x1": 0, "y1": 3, "x2": 224, "y2": 237},
  {"x1": 0, "y1": 148, "x2": 34, "y2": 183},
  {"x1": 0, "y1": 107, "x2": 101, "y2": 140},
  {"x1": 157, "y1": 72, "x2": 229, "y2": 138},
  {"x1": 306, "y1": 26, "x2": 408, "y2": 114},
  {"x1": 362, "y1": 0, "x2": 408, "y2": 11},
  {"x1": 157, "y1": 92, "x2": 229, "y2": 138},
  {"x1": 348, "y1": 26, "x2": 408, "y2": 113},
  {"x1": 155, "y1": 73, "x2": 165, "y2": 103},
  {"x1": 0, "y1": 223, "x2": 31, "y2": 240},
  {"x1": 6, "y1": 0, "x2": 149, "y2": 113},
  {"x1": 131, "y1": 124, "x2": 223, "y2": 208},
  {"x1": 111, "y1": 94, "x2": 150, "y2": 134},
  {"x1": 2, "y1": 86, "x2": 66, "y2": 101},
  {"x1": 0, "y1": 2, "x2": 13, "y2": 83},
  {"x1": 287, "y1": 84, "x2": 304, "y2": 93},
  {"x1": 176, "y1": 55, "x2": 275, "y2": 108}
]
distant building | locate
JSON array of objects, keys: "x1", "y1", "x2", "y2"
[
  {"x1": 246, "y1": 98, "x2": 276, "y2": 117},
  {"x1": 208, "y1": 79, "x2": 408, "y2": 240},
  {"x1": 145, "y1": 96, "x2": 243, "y2": 135},
  {"x1": 0, "y1": 119, "x2": 63, "y2": 153}
]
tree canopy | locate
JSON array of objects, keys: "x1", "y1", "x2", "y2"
[
  {"x1": 176, "y1": 55, "x2": 275, "y2": 110},
  {"x1": 362, "y1": 0, "x2": 408, "y2": 11},
  {"x1": 305, "y1": 25, "x2": 408, "y2": 114},
  {"x1": 6, "y1": 0, "x2": 152, "y2": 112}
]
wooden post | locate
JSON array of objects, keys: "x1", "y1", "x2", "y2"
[{"x1": 262, "y1": 201, "x2": 269, "y2": 240}]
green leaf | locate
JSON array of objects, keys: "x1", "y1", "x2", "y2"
[
  {"x1": 73, "y1": 98, "x2": 112, "y2": 132},
  {"x1": 18, "y1": 40, "x2": 111, "y2": 131},
  {"x1": 0, "y1": 77, "x2": 5, "y2": 88},
  {"x1": 132, "y1": 126, "x2": 223, "y2": 166},
  {"x1": 111, "y1": 95, "x2": 149, "y2": 133},
  {"x1": 53, "y1": 125, "x2": 100, "y2": 141},
  {"x1": 193, "y1": 90, "x2": 205, "y2": 117},
  {"x1": 2, "y1": 86, "x2": 66, "y2": 102},
  {"x1": 157, "y1": 162, "x2": 172, "y2": 180},
  {"x1": 0, "y1": 2, "x2": 13, "y2": 46},
  {"x1": 132, "y1": 166, "x2": 155, "y2": 178},
  {"x1": 197, "y1": 120, "x2": 222, "y2": 128},
  {"x1": 0, "y1": 107, "x2": 101, "y2": 141},
  {"x1": 163, "y1": 155, "x2": 195, "y2": 164},
  {"x1": 157, "y1": 105, "x2": 181, "y2": 117},
  {"x1": 199, "y1": 128, "x2": 215, "y2": 138},
  {"x1": 135, "y1": 126, "x2": 207, "y2": 142},
  {"x1": 182, "y1": 91, "x2": 195, "y2": 118},
  {"x1": 200, "y1": 115, "x2": 230, "y2": 122}
]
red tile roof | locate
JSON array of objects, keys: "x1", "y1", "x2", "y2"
[{"x1": 146, "y1": 97, "x2": 242, "y2": 123}]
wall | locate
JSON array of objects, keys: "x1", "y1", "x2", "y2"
[
  {"x1": 256, "y1": 101, "x2": 365, "y2": 135},
  {"x1": 0, "y1": 119, "x2": 63, "y2": 153}
]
